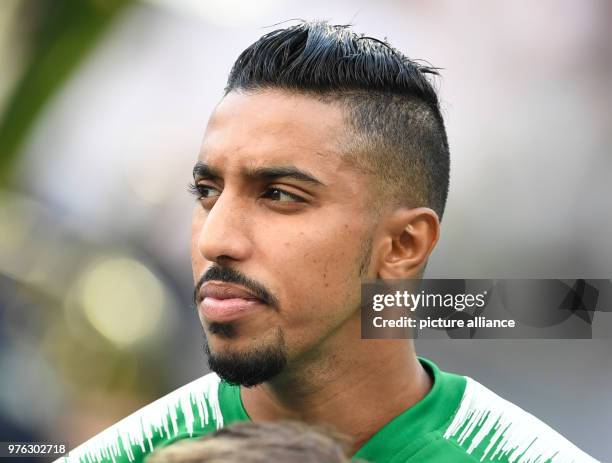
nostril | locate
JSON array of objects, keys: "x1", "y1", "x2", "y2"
[{"x1": 216, "y1": 255, "x2": 236, "y2": 265}]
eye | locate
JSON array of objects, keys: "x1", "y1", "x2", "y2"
[
  {"x1": 188, "y1": 182, "x2": 220, "y2": 200},
  {"x1": 261, "y1": 187, "x2": 304, "y2": 202}
]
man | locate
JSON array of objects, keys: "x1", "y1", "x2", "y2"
[{"x1": 57, "y1": 21, "x2": 598, "y2": 463}]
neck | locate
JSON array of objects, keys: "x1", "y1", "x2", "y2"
[{"x1": 240, "y1": 316, "x2": 432, "y2": 455}]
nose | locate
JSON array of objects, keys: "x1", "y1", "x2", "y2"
[{"x1": 196, "y1": 191, "x2": 253, "y2": 265}]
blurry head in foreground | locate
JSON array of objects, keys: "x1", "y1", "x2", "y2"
[
  {"x1": 146, "y1": 421, "x2": 354, "y2": 463},
  {"x1": 190, "y1": 21, "x2": 449, "y2": 387}
]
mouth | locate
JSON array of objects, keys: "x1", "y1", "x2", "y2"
[{"x1": 198, "y1": 282, "x2": 267, "y2": 323}]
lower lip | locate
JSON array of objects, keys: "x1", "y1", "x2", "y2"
[{"x1": 200, "y1": 297, "x2": 264, "y2": 323}]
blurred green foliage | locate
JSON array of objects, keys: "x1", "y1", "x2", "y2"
[{"x1": 0, "y1": 0, "x2": 132, "y2": 185}]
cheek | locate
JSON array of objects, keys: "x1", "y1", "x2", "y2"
[
  {"x1": 190, "y1": 208, "x2": 206, "y2": 281},
  {"x1": 277, "y1": 223, "x2": 366, "y2": 326}
]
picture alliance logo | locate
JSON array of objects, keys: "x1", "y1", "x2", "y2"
[{"x1": 371, "y1": 290, "x2": 488, "y2": 312}]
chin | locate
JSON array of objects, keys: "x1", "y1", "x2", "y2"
[
  {"x1": 207, "y1": 337, "x2": 255, "y2": 356},
  {"x1": 204, "y1": 328, "x2": 289, "y2": 387},
  {"x1": 205, "y1": 328, "x2": 269, "y2": 356}
]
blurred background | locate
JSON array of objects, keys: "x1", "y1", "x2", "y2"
[{"x1": 0, "y1": 0, "x2": 610, "y2": 460}]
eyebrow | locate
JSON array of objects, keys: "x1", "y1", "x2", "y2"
[
  {"x1": 193, "y1": 162, "x2": 325, "y2": 187},
  {"x1": 193, "y1": 162, "x2": 221, "y2": 181}
]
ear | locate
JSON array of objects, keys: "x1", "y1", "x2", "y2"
[{"x1": 373, "y1": 207, "x2": 440, "y2": 279}]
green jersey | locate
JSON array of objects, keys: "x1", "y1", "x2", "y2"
[{"x1": 55, "y1": 358, "x2": 598, "y2": 463}]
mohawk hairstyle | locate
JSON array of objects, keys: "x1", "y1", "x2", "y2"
[{"x1": 225, "y1": 21, "x2": 450, "y2": 220}]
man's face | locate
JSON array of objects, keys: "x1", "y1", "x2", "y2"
[{"x1": 191, "y1": 89, "x2": 374, "y2": 384}]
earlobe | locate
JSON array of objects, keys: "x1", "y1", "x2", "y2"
[{"x1": 377, "y1": 208, "x2": 440, "y2": 280}]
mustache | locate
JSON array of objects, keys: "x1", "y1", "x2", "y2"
[{"x1": 193, "y1": 265, "x2": 279, "y2": 308}]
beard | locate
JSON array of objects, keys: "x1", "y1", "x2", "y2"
[{"x1": 203, "y1": 328, "x2": 287, "y2": 387}]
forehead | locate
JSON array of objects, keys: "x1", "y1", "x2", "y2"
[{"x1": 199, "y1": 90, "x2": 351, "y2": 174}]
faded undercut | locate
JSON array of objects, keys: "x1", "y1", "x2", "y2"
[{"x1": 224, "y1": 21, "x2": 450, "y2": 220}]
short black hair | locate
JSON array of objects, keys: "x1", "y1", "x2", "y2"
[{"x1": 225, "y1": 21, "x2": 450, "y2": 220}]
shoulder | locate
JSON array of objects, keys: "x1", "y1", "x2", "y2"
[
  {"x1": 441, "y1": 376, "x2": 599, "y2": 463},
  {"x1": 355, "y1": 359, "x2": 599, "y2": 462},
  {"x1": 56, "y1": 372, "x2": 228, "y2": 463}
]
